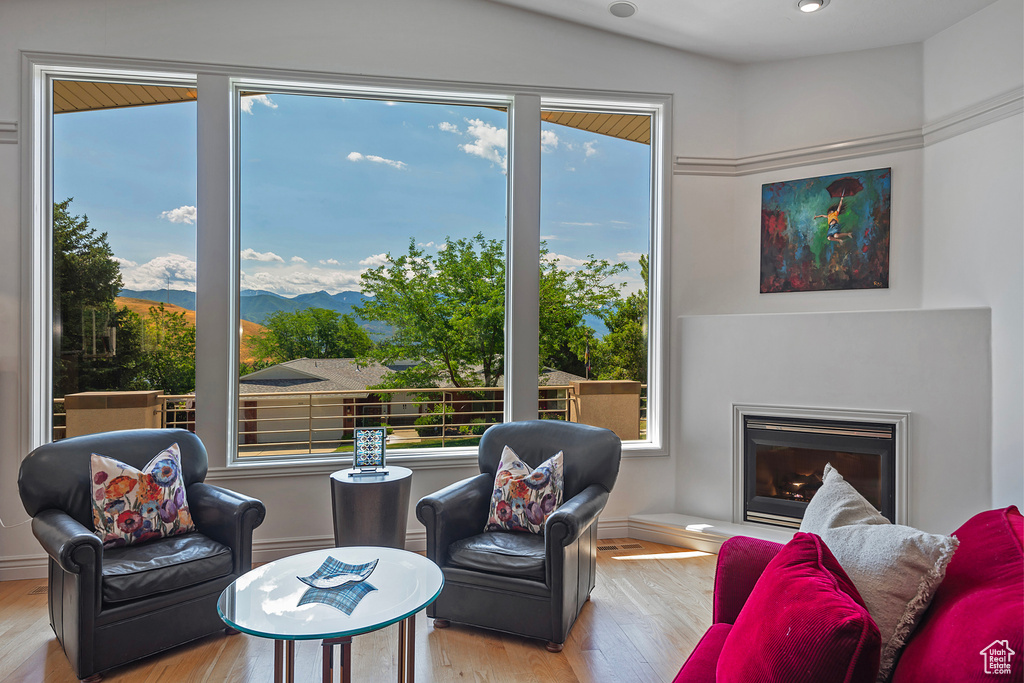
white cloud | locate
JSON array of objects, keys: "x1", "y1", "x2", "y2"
[
  {"x1": 240, "y1": 94, "x2": 278, "y2": 115},
  {"x1": 240, "y1": 266, "x2": 365, "y2": 296},
  {"x1": 319, "y1": 258, "x2": 341, "y2": 266},
  {"x1": 560, "y1": 221, "x2": 599, "y2": 227},
  {"x1": 160, "y1": 205, "x2": 197, "y2": 225},
  {"x1": 359, "y1": 253, "x2": 389, "y2": 267},
  {"x1": 241, "y1": 248, "x2": 285, "y2": 262},
  {"x1": 438, "y1": 122, "x2": 459, "y2": 133},
  {"x1": 460, "y1": 118, "x2": 507, "y2": 171},
  {"x1": 584, "y1": 141, "x2": 598, "y2": 157},
  {"x1": 290, "y1": 256, "x2": 308, "y2": 263},
  {"x1": 541, "y1": 130, "x2": 559, "y2": 152},
  {"x1": 540, "y1": 235, "x2": 559, "y2": 241},
  {"x1": 347, "y1": 151, "x2": 408, "y2": 170},
  {"x1": 617, "y1": 251, "x2": 645, "y2": 263},
  {"x1": 542, "y1": 252, "x2": 589, "y2": 271},
  {"x1": 117, "y1": 253, "x2": 197, "y2": 291}
]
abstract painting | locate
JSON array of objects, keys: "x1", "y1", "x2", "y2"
[{"x1": 761, "y1": 168, "x2": 891, "y2": 293}]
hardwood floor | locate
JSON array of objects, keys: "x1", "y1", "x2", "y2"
[{"x1": 0, "y1": 540, "x2": 716, "y2": 683}]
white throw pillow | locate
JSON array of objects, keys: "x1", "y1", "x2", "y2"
[{"x1": 799, "y1": 464, "x2": 958, "y2": 682}]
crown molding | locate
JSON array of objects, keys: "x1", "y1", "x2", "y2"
[
  {"x1": 0, "y1": 121, "x2": 17, "y2": 144},
  {"x1": 675, "y1": 87, "x2": 1023, "y2": 177},
  {"x1": 922, "y1": 87, "x2": 1023, "y2": 146}
]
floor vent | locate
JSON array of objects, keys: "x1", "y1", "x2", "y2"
[
  {"x1": 621, "y1": 543, "x2": 644, "y2": 549},
  {"x1": 597, "y1": 545, "x2": 619, "y2": 551},
  {"x1": 29, "y1": 585, "x2": 48, "y2": 595}
]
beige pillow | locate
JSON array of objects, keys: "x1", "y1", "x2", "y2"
[{"x1": 799, "y1": 464, "x2": 958, "y2": 682}]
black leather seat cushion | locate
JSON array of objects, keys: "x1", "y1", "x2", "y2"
[
  {"x1": 447, "y1": 531, "x2": 546, "y2": 581},
  {"x1": 102, "y1": 533, "x2": 233, "y2": 604}
]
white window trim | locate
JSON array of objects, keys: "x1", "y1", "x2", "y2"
[{"x1": 23, "y1": 51, "x2": 671, "y2": 474}]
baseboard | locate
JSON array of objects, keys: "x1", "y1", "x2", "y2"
[
  {"x1": 629, "y1": 513, "x2": 794, "y2": 553},
  {"x1": 0, "y1": 553, "x2": 48, "y2": 581}
]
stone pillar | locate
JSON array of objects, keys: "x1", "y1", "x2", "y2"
[
  {"x1": 568, "y1": 380, "x2": 641, "y2": 441},
  {"x1": 64, "y1": 391, "x2": 163, "y2": 438}
]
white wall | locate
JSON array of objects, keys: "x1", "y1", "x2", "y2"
[
  {"x1": 0, "y1": 0, "x2": 730, "y2": 576},
  {"x1": 921, "y1": 0, "x2": 1024, "y2": 508},
  {"x1": 677, "y1": 308, "x2": 992, "y2": 534},
  {"x1": 671, "y1": 1, "x2": 1022, "y2": 530}
]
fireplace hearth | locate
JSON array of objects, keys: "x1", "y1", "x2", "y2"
[{"x1": 733, "y1": 406, "x2": 908, "y2": 529}]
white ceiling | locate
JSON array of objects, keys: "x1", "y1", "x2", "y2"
[{"x1": 486, "y1": 0, "x2": 999, "y2": 63}]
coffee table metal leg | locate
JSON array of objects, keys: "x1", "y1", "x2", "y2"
[
  {"x1": 284, "y1": 640, "x2": 296, "y2": 683},
  {"x1": 398, "y1": 619, "x2": 407, "y2": 683},
  {"x1": 322, "y1": 637, "x2": 352, "y2": 683},
  {"x1": 275, "y1": 641, "x2": 284, "y2": 683},
  {"x1": 322, "y1": 641, "x2": 332, "y2": 683},
  {"x1": 407, "y1": 614, "x2": 416, "y2": 683}
]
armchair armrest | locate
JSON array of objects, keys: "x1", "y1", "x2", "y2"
[
  {"x1": 32, "y1": 508, "x2": 103, "y2": 575},
  {"x1": 713, "y1": 536, "x2": 784, "y2": 624},
  {"x1": 416, "y1": 473, "x2": 493, "y2": 567},
  {"x1": 187, "y1": 482, "x2": 266, "y2": 574},
  {"x1": 545, "y1": 484, "x2": 609, "y2": 551}
]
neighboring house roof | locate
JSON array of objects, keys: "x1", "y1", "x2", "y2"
[
  {"x1": 238, "y1": 358, "x2": 586, "y2": 395},
  {"x1": 239, "y1": 358, "x2": 393, "y2": 396}
]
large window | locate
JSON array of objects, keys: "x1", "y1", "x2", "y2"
[
  {"x1": 51, "y1": 79, "x2": 197, "y2": 441},
  {"x1": 538, "y1": 108, "x2": 652, "y2": 440},
  {"x1": 31, "y1": 60, "x2": 667, "y2": 464},
  {"x1": 236, "y1": 91, "x2": 508, "y2": 456}
]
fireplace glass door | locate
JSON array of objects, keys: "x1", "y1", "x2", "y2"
[{"x1": 744, "y1": 417, "x2": 895, "y2": 527}]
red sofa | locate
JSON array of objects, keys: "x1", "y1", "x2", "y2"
[{"x1": 673, "y1": 507, "x2": 1023, "y2": 683}]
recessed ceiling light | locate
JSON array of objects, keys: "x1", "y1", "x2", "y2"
[
  {"x1": 609, "y1": 1, "x2": 637, "y2": 18},
  {"x1": 798, "y1": 0, "x2": 829, "y2": 12}
]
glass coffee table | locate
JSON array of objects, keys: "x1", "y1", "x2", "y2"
[{"x1": 218, "y1": 546, "x2": 443, "y2": 683}]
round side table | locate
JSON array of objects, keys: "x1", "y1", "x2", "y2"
[{"x1": 330, "y1": 466, "x2": 413, "y2": 549}]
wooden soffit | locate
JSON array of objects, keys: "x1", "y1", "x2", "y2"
[{"x1": 53, "y1": 80, "x2": 649, "y2": 144}]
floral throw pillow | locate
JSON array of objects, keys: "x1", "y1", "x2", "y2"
[
  {"x1": 485, "y1": 445, "x2": 563, "y2": 535},
  {"x1": 90, "y1": 443, "x2": 195, "y2": 549}
]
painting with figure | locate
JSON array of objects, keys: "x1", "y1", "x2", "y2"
[{"x1": 760, "y1": 168, "x2": 891, "y2": 292}]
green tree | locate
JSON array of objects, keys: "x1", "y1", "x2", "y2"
[
  {"x1": 539, "y1": 245, "x2": 627, "y2": 377},
  {"x1": 355, "y1": 234, "x2": 627, "y2": 387},
  {"x1": 53, "y1": 198, "x2": 123, "y2": 396},
  {"x1": 249, "y1": 307, "x2": 372, "y2": 363},
  {"x1": 595, "y1": 254, "x2": 648, "y2": 383},
  {"x1": 117, "y1": 304, "x2": 197, "y2": 394}
]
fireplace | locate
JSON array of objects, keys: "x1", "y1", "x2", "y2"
[{"x1": 733, "y1": 406, "x2": 907, "y2": 529}]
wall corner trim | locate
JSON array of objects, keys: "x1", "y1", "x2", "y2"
[
  {"x1": 675, "y1": 87, "x2": 1023, "y2": 177},
  {"x1": 675, "y1": 129, "x2": 923, "y2": 177},
  {"x1": 922, "y1": 87, "x2": 1024, "y2": 146},
  {"x1": 0, "y1": 121, "x2": 17, "y2": 144}
]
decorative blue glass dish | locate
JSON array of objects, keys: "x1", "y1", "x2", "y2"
[
  {"x1": 296, "y1": 556, "x2": 379, "y2": 615},
  {"x1": 297, "y1": 556, "x2": 378, "y2": 589}
]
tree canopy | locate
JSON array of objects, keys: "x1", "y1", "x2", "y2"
[
  {"x1": 355, "y1": 234, "x2": 627, "y2": 387},
  {"x1": 249, "y1": 307, "x2": 373, "y2": 364},
  {"x1": 53, "y1": 198, "x2": 123, "y2": 395},
  {"x1": 595, "y1": 253, "x2": 648, "y2": 383}
]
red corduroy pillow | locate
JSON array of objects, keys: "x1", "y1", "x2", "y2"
[
  {"x1": 717, "y1": 533, "x2": 881, "y2": 683},
  {"x1": 891, "y1": 506, "x2": 1023, "y2": 683}
]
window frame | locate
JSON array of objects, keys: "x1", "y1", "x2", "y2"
[{"x1": 24, "y1": 52, "x2": 671, "y2": 474}]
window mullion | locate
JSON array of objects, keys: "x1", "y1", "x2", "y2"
[
  {"x1": 505, "y1": 95, "x2": 541, "y2": 422},
  {"x1": 195, "y1": 74, "x2": 237, "y2": 467}
]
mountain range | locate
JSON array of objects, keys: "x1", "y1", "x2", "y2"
[{"x1": 119, "y1": 288, "x2": 389, "y2": 336}]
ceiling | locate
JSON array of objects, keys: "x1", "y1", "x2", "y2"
[{"x1": 486, "y1": 0, "x2": 999, "y2": 63}]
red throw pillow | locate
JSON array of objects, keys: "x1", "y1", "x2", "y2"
[
  {"x1": 717, "y1": 533, "x2": 881, "y2": 683},
  {"x1": 891, "y1": 506, "x2": 1023, "y2": 683}
]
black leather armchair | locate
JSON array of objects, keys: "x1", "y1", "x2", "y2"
[
  {"x1": 18, "y1": 429, "x2": 266, "y2": 682},
  {"x1": 416, "y1": 420, "x2": 621, "y2": 651}
]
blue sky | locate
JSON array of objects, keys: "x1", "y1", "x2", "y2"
[{"x1": 53, "y1": 89, "x2": 650, "y2": 298}]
